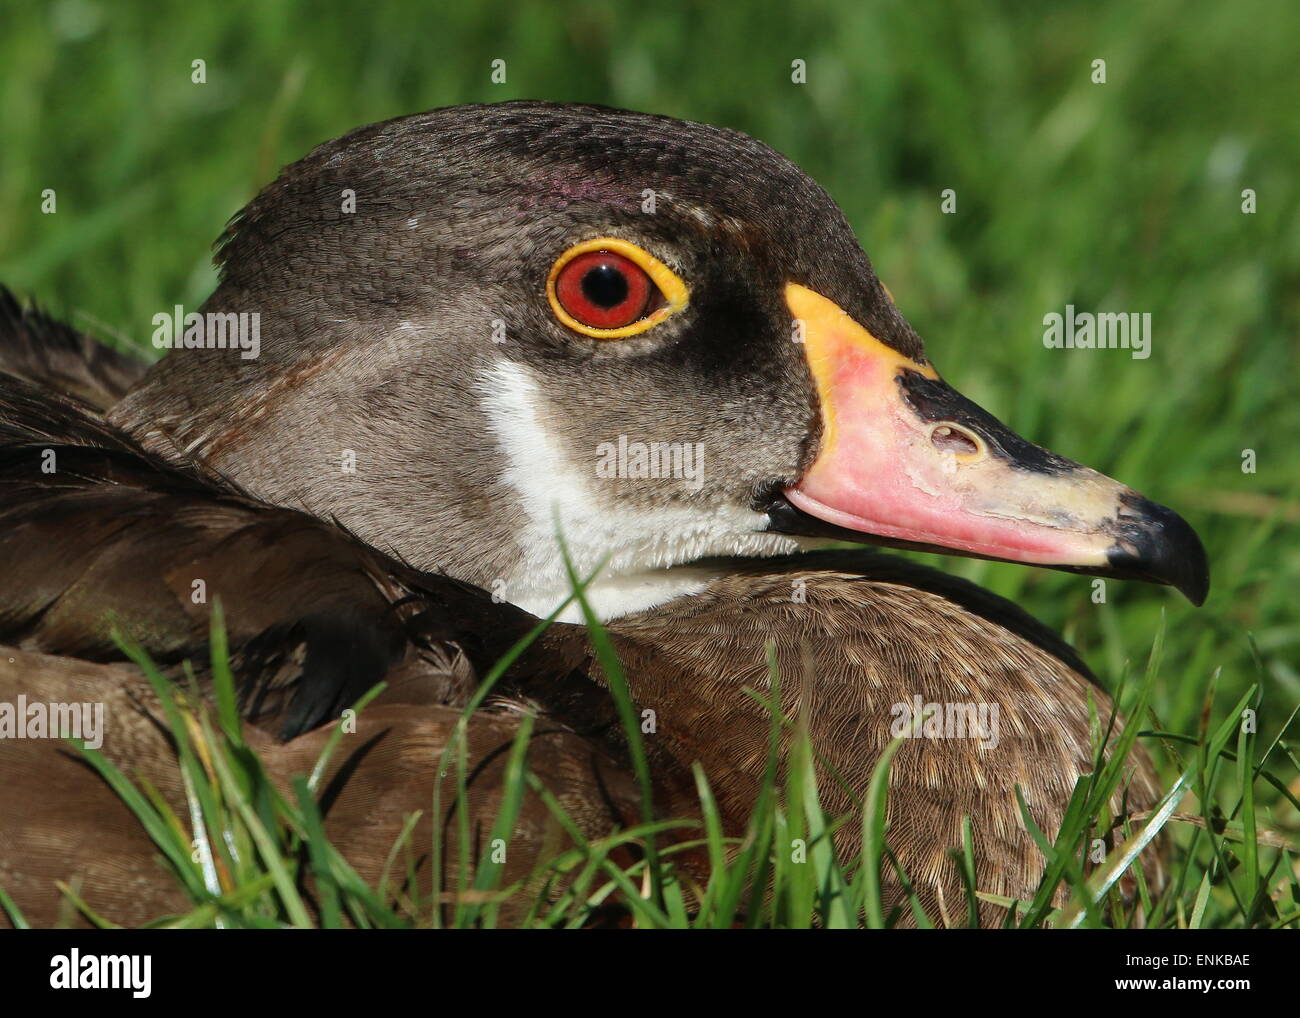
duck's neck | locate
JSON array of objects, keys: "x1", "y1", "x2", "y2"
[
  {"x1": 471, "y1": 358, "x2": 806, "y2": 621},
  {"x1": 514, "y1": 564, "x2": 719, "y2": 623}
]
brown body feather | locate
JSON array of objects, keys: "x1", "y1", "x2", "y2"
[
  {"x1": 0, "y1": 648, "x2": 637, "y2": 928},
  {"x1": 603, "y1": 559, "x2": 1161, "y2": 925},
  {"x1": 0, "y1": 288, "x2": 146, "y2": 412},
  {"x1": 0, "y1": 346, "x2": 1159, "y2": 927}
]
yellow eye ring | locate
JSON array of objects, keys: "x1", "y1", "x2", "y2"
[{"x1": 546, "y1": 237, "x2": 690, "y2": 339}]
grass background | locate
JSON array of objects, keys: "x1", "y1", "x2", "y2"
[{"x1": 1, "y1": 0, "x2": 1296, "y2": 923}]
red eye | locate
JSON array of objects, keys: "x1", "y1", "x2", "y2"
[{"x1": 554, "y1": 250, "x2": 661, "y2": 330}]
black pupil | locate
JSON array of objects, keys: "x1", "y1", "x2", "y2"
[{"x1": 581, "y1": 263, "x2": 629, "y2": 308}]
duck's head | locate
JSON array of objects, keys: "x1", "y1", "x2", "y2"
[{"x1": 111, "y1": 102, "x2": 1207, "y2": 619}]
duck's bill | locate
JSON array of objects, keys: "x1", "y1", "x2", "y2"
[{"x1": 765, "y1": 284, "x2": 1209, "y2": 605}]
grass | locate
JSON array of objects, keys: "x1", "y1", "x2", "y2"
[
  {"x1": 0, "y1": 0, "x2": 1296, "y2": 926},
  {"x1": 2, "y1": 583, "x2": 1293, "y2": 928}
]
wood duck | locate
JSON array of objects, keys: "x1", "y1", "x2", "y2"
[{"x1": 0, "y1": 102, "x2": 1207, "y2": 928}]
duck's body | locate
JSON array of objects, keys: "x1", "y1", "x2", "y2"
[
  {"x1": 0, "y1": 102, "x2": 1205, "y2": 927},
  {"x1": 0, "y1": 646, "x2": 638, "y2": 928},
  {"x1": 0, "y1": 372, "x2": 637, "y2": 926},
  {"x1": 0, "y1": 366, "x2": 1156, "y2": 927}
]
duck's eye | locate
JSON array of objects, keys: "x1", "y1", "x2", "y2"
[
  {"x1": 547, "y1": 238, "x2": 690, "y2": 338},
  {"x1": 556, "y1": 251, "x2": 655, "y2": 330}
]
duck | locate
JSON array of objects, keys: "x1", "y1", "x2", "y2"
[{"x1": 0, "y1": 101, "x2": 1208, "y2": 928}]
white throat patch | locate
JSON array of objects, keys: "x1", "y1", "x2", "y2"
[{"x1": 476, "y1": 360, "x2": 801, "y2": 622}]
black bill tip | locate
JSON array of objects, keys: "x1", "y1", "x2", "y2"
[{"x1": 1105, "y1": 493, "x2": 1210, "y2": 606}]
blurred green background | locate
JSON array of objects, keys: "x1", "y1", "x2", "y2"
[{"x1": 1, "y1": 1, "x2": 1296, "y2": 800}]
